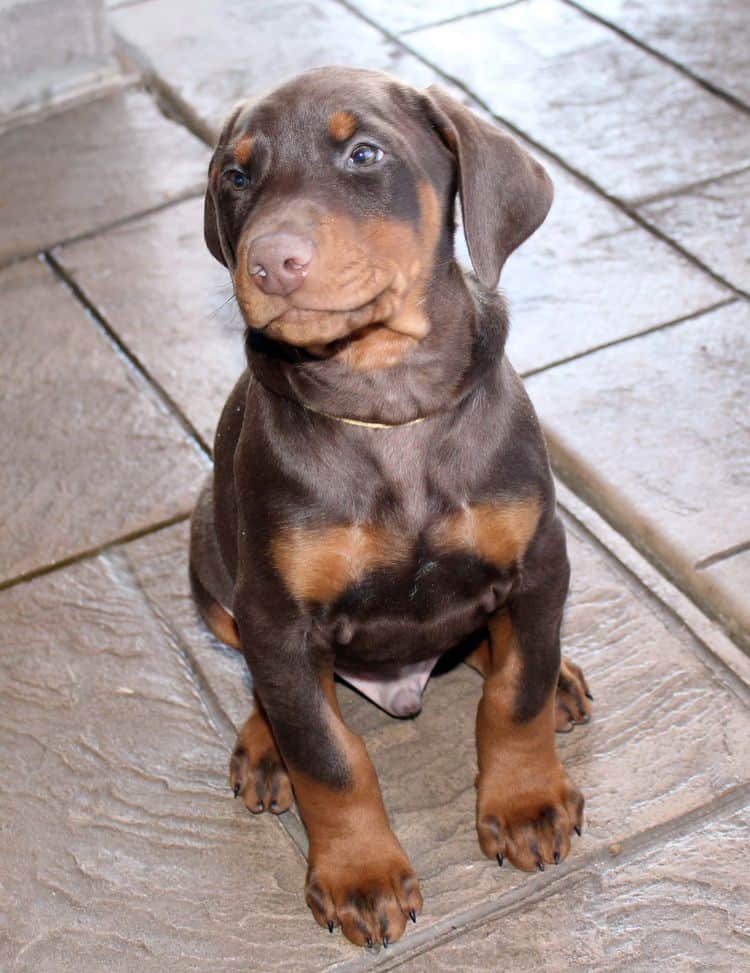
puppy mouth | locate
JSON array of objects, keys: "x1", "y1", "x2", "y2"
[{"x1": 258, "y1": 284, "x2": 399, "y2": 348}]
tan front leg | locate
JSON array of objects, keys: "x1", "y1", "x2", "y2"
[{"x1": 475, "y1": 612, "x2": 584, "y2": 871}]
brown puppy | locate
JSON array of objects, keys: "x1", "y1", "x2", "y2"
[{"x1": 190, "y1": 66, "x2": 592, "y2": 948}]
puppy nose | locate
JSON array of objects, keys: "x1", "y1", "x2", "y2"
[{"x1": 247, "y1": 232, "x2": 313, "y2": 296}]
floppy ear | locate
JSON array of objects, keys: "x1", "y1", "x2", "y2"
[
  {"x1": 204, "y1": 165, "x2": 228, "y2": 267},
  {"x1": 203, "y1": 103, "x2": 248, "y2": 268},
  {"x1": 426, "y1": 86, "x2": 553, "y2": 291}
]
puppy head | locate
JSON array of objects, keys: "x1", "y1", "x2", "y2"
[{"x1": 205, "y1": 68, "x2": 552, "y2": 366}]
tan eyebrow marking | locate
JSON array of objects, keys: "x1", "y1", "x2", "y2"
[
  {"x1": 328, "y1": 110, "x2": 357, "y2": 142},
  {"x1": 233, "y1": 135, "x2": 253, "y2": 166}
]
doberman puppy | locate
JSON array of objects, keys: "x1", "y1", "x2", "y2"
[{"x1": 190, "y1": 66, "x2": 592, "y2": 948}]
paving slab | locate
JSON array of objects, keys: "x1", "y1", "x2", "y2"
[
  {"x1": 111, "y1": 0, "x2": 439, "y2": 141},
  {"x1": 0, "y1": 554, "x2": 354, "y2": 973},
  {"x1": 121, "y1": 515, "x2": 750, "y2": 943},
  {"x1": 576, "y1": 0, "x2": 750, "y2": 106},
  {"x1": 408, "y1": 0, "x2": 750, "y2": 203},
  {"x1": 640, "y1": 166, "x2": 750, "y2": 295},
  {"x1": 525, "y1": 299, "x2": 750, "y2": 647},
  {"x1": 0, "y1": 88, "x2": 208, "y2": 265},
  {"x1": 499, "y1": 162, "x2": 729, "y2": 374},
  {"x1": 0, "y1": 258, "x2": 209, "y2": 585},
  {"x1": 386, "y1": 801, "x2": 750, "y2": 972},
  {"x1": 55, "y1": 196, "x2": 245, "y2": 447}
]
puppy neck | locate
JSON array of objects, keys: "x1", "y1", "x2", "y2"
[{"x1": 245, "y1": 260, "x2": 508, "y2": 426}]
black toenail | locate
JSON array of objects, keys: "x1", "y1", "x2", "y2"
[
  {"x1": 409, "y1": 909, "x2": 417, "y2": 923},
  {"x1": 574, "y1": 825, "x2": 582, "y2": 836},
  {"x1": 536, "y1": 860, "x2": 545, "y2": 872},
  {"x1": 232, "y1": 783, "x2": 240, "y2": 797},
  {"x1": 497, "y1": 853, "x2": 504, "y2": 867},
  {"x1": 327, "y1": 921, "x2": 334, "y2": 933},
  {"x1": 585, "y1": 690, "x2": 594, "y2": 700},
  {"x1": 553, "y1": 851, "x2": 560, "y2": 864}
]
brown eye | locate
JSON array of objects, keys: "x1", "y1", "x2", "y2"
[
  {"x1": 348, "y1": 143, "x2": 384, "y2": 168},
  {"x1": 226, "y1": 169, "x2": 249, "y2": 190}
]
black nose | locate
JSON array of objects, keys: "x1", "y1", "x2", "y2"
[{"x1": 247, "y1": 232, "x2": 313, "y2": 297}]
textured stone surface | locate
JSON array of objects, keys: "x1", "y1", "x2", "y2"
[
  {"x1": 500, "y1": 162, "x2": 728, "y2": 374},
  {"x1": 351, "y1": 0, "x2": 517, "y2": 33},
  {"x1": 526, "y1": 300, "x2": 750, "y2": 644},
  {"x1": 112, "y1": 0, "x2": 438, "y2": 140},
  {"x1": 578, "y1": 0, "x2": 750, "y2": 105},
  {"x1": 55, "y1": 197, "x2": 244, "y2": 447},
  {"x1": 0, "y1": 258, "x2": 209, "y2": 584},
  {"x1": 390, "y1": 802, "x2": 750, "y2": 972},
  {"x1": 0, "y1": 555, "x2": 354, "y2": 973},
  {"x1": 0, "y1": 89, "x2": 208, "y2": 264},
  {"x1": 409, "y1": 0, "x2": 750, "y2": 202},
  {"x1": 122, "y1": 517, "x2": 750, "y2": 936},
  {"x1": 640, "y1": 166, "x2": 750, "y2": 294},
  {"x1": 703, "y1": 550, "x2": 750, "y2": 642}
]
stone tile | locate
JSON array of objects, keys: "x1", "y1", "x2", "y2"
[
  {"x1": 0, "y1": 89, "x2": 208, "y2": 265},
  {"x1": 391, "y1": 802, "x2": 750, "y2": 972},
  {"x1": 702, "y1": 550, "x2": 750, "y2": 644},
  {"x1": 640, "y1": 167, "x2": 750, "y2": 294},
  {"x1": 525, "y1": 300, "x2": 750, "y2": 645},
  {"x1": 408, "y1": 0, "x2": 750, "y2": 202},
  {"x1": 578, "y1": 0, "x2": 750, "y2": 105},
  {"x1": 499, "y1": 163, "x2": 729, "y2": 375},
  {"x1": 0, "y1": 258, "x2": 209, "y2": 585},
  {"x1": 0, "y1": 555, "x2": 354, "y2": 973},
  {"x1": 352, "y1": 0, "x2": 517, "y2": 34},
  {"x1": 122, "y1": 516, "x2": 750, "y2": 937},
  {"x1": 111, "y1": 0, "x2": 439, "y2": 141},
  {"x1": 55, "y1": 196, "x2": 244, "y2": 447}
]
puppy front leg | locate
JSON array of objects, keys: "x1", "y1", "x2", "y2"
[
  {"x1": 236, "y1": 614, "x2": 421, "y2": 947},
  {"x1": 475, "y1": 517, "x2": 584, "y2": 871}
]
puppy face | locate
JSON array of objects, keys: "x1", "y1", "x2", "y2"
[
  {"x1": 205, "y1": 67, "x2": 553, "y2": 366},
  {"x1": 205, "y1": 68, "x2": 451, "y2": 363}
]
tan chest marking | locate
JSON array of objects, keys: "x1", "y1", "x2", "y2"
[
  {"x1": 271, "y1": 523, "x2": 410, "y2": 604},
  {"x1": 432, "y1": 499, "x2": 541, "y2": 569}
]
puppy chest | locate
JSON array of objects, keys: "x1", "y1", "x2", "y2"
[{"x1": 270, "y1": 498, "x2": 540, "y2": 624}]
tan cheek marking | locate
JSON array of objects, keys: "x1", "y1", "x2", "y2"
[
  {"x1": 233, "y1": 135, "x2": 253, "y2": 167},
  {"x1": 271, "y1": 523, "x2": 411, "y2": 604},
  {"x1": 433, "y1": 499, "x2": 541, "y2": 569},
  {"x1": 328, "y1": 110, "x2": 357, "y2": 142}
]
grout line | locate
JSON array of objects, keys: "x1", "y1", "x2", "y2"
[
  {"x1": 696, "y1": 539, "x2": 750, "y2": 572},
  {"x1": 339, "y1": 783, "x2": 750, "y2": 971},
  {"x1": 400, "y1": 0, "x2": 526, "y2": 36},
  {"x1": 549, "y1": 453, "x2": 750, "y2": 657},
  {"x1": 631, "y1": 163, "x2": 750, "y2": 208},
  {"x1": 43, "y1": 250, "x2": 213, "y2": 459},
  {"x1": 561, "y1": 0, "x2": 750, "y2": 118},
  {"x1": 334, "y1": 0, "x2": 748, "y2": 302},
  {"x1": 0, "y1": 512, "x2": 190, "y2": 593},
  {"x1": 520, "y1": 297, "x2": 738, "y2": 379},
  {"x1": 114, "y1": 33, "x2": 218, "y2": 146},
  {"x1": 557, "y1": 501, "x2": 750, "y2": 702},
  {"x1": 0, "y1": 188, "x2": 204, "y2": 274}
]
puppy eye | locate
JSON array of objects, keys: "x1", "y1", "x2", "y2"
[
  {"x1": 226, "y1": 169, "x2": 249, "y2": 190},
  {"x1": 347, "y1": 143, "x2": 384, "y2": 168}
]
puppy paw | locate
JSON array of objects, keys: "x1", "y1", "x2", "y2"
[
  {"x1": 555, "y1": 657, "x2": 592, "y2": 733},
  {"x1": 477, "y1": 764, "x2": 584, "y2": 871},
  {"x1": 229, "y1": 710, "x2": 293, "y2": 814},
  {"x1": 306, "y1": 845, "x2": 421, "y2": 948}
]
